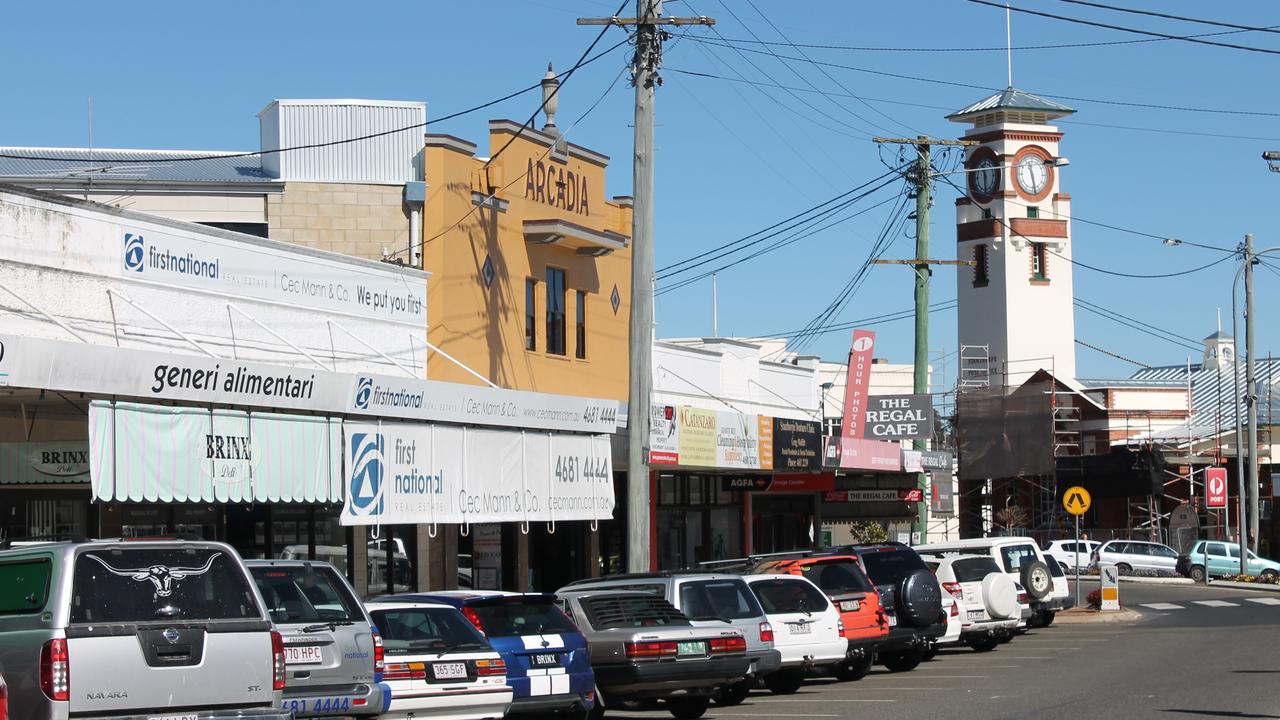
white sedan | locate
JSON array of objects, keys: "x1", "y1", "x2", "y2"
[{"x1": 366, "y1": 601, "x2": 513, "y2": 720}]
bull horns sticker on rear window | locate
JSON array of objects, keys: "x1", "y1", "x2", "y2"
[{"x1": 85, "y1": 552, "x2": 221, "y2": 597}]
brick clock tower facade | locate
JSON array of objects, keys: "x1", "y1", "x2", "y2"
[{"x1": 950, "y1": 88, "x2": 1078, "y2": 390}]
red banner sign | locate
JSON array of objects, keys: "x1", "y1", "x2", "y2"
[
  {"x1": 839, "y1": 330, "x2": 876, "y2": 439},
  {"x1": 824, "y1": 488, "x2": 923, "y2": 503},
  {"x1": 823, "y1": 436, "x2": 903, "y2": 472},
  {"x1": 1206, "y1": 467, "x2": 1228, "y2": 509}
]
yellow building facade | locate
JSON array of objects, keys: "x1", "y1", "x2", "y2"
[{"x1": 422, "y1": 121, "x2": 632, "y2": 401}]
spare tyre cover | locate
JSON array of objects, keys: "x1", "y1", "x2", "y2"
[
  {"x1": 1020, "y1": 559, "x2": 1053, "y2": 600},
  {"x1": 981, "y1": 572, "x2": 1019, "y2": 619},
  {"x1": 896, "y1": 569, "x2": 942, "y2": 628}
]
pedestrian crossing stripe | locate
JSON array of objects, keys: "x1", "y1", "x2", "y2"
[
  {"x1": 1139, "y1": 598, "x2": 1280, "y2": 610},
  {"x1": 1247, "y1": 597, "x2": 1280, "y2": 605},
  {"x1": 1140, "y1": 602, "x2": 1183, "y2": 610},
  {"x1": 1193, "y1": 600, "x2": 1239, "y2": 607}
]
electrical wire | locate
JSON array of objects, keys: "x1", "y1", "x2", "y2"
[
  {"x1": 658, "y1": 166, "x2": 905, "y2": 276},
  {"x1": 390, "y1": 50, "x2": 630, "y2": 259},
  {"x1": 677, "y1": 35, "x2": 1280, "y2": 118},
  {"x1": 1075, "y1": 298, "x2": 1200, "y2": 345},
  {"x1": 972, "y1": 0, "x2": 1280, "y2": 56},
  {"x1": 0, "y1": 39, "x2": 630, "y2": 167},
  {"x1": 698, "y1": 22, "x2": 1279, "y2": 52},
  {"x1": 1075, "y1": 338, "x2": 1153, "y2": 368},
  {"x1": 1073, "y1": 301, "x2": 1201, "y2": 352},
  {"x1": 1054, "y1": 0, "x2": 1280, "y2": 35},
  {"x1": 748, "y1": 300, "x2": 958, "y2": 340},
  {"x1": 656, "y1": 182, "x2": 905, "y2": 295}
]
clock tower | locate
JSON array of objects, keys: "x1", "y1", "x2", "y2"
[{"x1": 950, "y1": 88, "x2": 1078, "y2": 390}]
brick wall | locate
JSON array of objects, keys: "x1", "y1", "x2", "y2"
[{"x1": 266, "y1": 182, "x2": 409, "y2": 261}]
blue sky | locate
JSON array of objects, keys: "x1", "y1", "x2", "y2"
[{"x1": 4, "y1": 1, "x2": 1278, "y2": 385}]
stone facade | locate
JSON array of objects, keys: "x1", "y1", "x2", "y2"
[{"x1": 267, "y1": 182, "x2": 409, "y2": 261}]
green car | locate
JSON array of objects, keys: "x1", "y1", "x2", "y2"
[{"x1": 1177, "y1": 541, "x2": 1280, "y2": 582}]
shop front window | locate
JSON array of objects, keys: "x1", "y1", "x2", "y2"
[{"x1": 656, "y1": 474, "x2": 743, "y2": 570}]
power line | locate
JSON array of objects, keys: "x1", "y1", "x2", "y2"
[
  {"x1": 1073, "y1": 300, "x2": 1201, "y2": 352},
  {"x1": 1075, "y1": 338, "x2": 1153, "y2": 368},
  {"x1": 656, "y1": 183, "x2": 904, "y2": 295},
  {"x1": 657, "y1": 166, "x2": 904, "y2": 277},
  {"x1": 971, "y1": 0, "x2": 1280, "y2": 56},
  {"x1": 1075, "y1": 297, "x2": 1200, "y2": 345},
  {"x1": 699, "y1": 22, "x2": 1275, "y2": 52},
  {"x1": 0, "y1": 39, "x2": 630, "y2": 167},
  {"x1": 749, "y1": 300, "x2": 958, "y2": 340},
  {"x1": 1055, "y1": 0, "x2": 1280, "y2": 35},
  {"x1": 677, "y1": 35, "x2": 1280, "y2": 118}
]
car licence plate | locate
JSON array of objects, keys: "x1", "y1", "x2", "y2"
[
  {"x1": 532, "y1": 653, "x2": 561, "y2": 667},
  {"x1": 285, "y1": 645, "x2": 324, "y2": 665},
  {"x1": 677, "y1": 641, "x2": 706, "y2": 656},
  {"x1": 432, "y1": 662, "x2": 468, "y2": 680},
  {"x1": 886, "y1": 614, "x2": 898, "y2": 627},
  {"x1": 789, "y1": 622, "x2": 812, "y2": 635},
  {"x1": 967, "y1": 609, "x2": 985, "y2": 621},
  {"x1": 839, "y1": 600, "x2": 861, "y2": 612}
]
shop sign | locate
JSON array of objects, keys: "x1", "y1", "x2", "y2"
[
  {"x1": 0, "y1": 441, "x2": 90, "y2": 484},
  {"x1": 472, "y1": 524, "x2": 503, "y2": 590},
  {"x1": 341, "y1": 420, "x2": 614, "y2": 526},
  {"x1": 839, "y1": 329, "x2": 876, "y2": 439},
  {"x1": 823, "y1": 436, "x2": 902, "y2": 472},
  {"x1": 88, "y1": 401, "x2": 342, "y2": 503},
  {"x1": 864, "y1": 394, "x2": 933, "y2": 441},
  {"x1": 824, "y1": 488, "x2": 923, "y2": 503},
  {"x1": 1, "y1": 334, "x2": 618, "y2": 434},
  {"x1": 4, "y1": 191, "x2": 427, "y2": 326},
  {"x1": 721, "y1": 474, "x2": 834, "y2": 493},
  {"x1": 920, "y1": 450, "x2": 952, "y2": 471},
  {"x1": 649, "y1": 405, "x2": 680, "y2": 464},
  {"x1": 677, "y1": 407, "x2": 718, "y2": 468},
  {"x1": 716, "y1": 412, "x2": 770, "y2": 471},
  {"x1": 930, "y1": 471, "x2": 954, "y2": 516},
  {"x1": 903, "y1": 450, "x2": 924, "y2": 473},
  {"x1": 772, "y1": 417, "x2": 821, "y2": 471}
]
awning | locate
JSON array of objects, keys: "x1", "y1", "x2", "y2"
[
  {"x1": 89, "y1": 401, "x2": 342, "y2": 503},
  {"x1": 0, "y1": 441, "x2": 90, "y2": 485},
  {"x1": 524, "y1": 218, "x2": 628, "y2": 256}
]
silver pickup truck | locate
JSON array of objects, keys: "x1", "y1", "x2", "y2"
[{"x1": 0, "y1": 538, "x2": 294, "y2": 720}]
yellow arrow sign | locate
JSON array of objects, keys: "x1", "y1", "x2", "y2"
[{"x1": 1063, "y1": 486, "x2": 1091, "y2": 516}]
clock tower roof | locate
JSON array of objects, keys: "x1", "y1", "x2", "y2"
[{"x1": 947, "y1": 86, "x2": 1076, "y2": 124}]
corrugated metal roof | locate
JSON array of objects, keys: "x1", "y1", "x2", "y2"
[
  {"x1": 1078, "y1": 378, "x2": 1187, "y2": 389},
  {"x1": 1131, "y1": 359, "x2": 1280, "y2": 441},
  {"x1": 947, "y1": 87, "x2": 1076, "y2": 121},
  {"x1": 260, "y1": 100, "x2": 425, "y2": 184},
  {"x1": 0, "y1": 147, "x2": 273, "y2": 184}
]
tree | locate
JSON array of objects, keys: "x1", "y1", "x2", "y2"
[
  {"x1": 848, "y1": 521, "x2": 891, "y2": 544},
  {"x1": 995, "y1": 504, "x2": 1030, "y2": 533}
]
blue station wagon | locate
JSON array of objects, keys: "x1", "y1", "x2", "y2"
[{"x1": 379, "y1": 591, "x2": 594, "y2": 716}]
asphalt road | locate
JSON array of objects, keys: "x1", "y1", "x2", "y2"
[{"x1": 605, "y1": 582, "x2": 1280, "y2": 720}]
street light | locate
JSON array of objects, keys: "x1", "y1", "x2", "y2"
[
  {"x1": 820, "y1": 381, "x2": 835, "y2": 436},
  {"x1": 1263, "y1": 151, "x2": 1280, "y2": 173}
]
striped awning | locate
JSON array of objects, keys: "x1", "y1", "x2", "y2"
[
  {"x1": 88, "y1": 401, "x2": 342, "y2": 503},
  {"x1": 0, "y1": 441, "x2": 90, "y2": 485}
]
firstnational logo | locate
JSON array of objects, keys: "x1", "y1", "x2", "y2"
[
  {"x1": 348, "y1": 433, "x2": 385, "y2": 517},
  {"x1": 123, "y1": 231, "x2": 220, "y2": 279}
]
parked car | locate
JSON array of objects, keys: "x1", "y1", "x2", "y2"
[
  {"x1": 749, "y1": 554, "x2": 887, "y2": 681},
  {"x1": 377, "y1": 591, "x2": 594, "y2": 717},
  {"x1": 916, "y1": 537, "x2": 1064, "y2": 625},
  {"x1": 925, "y1": 592, "x2": 962, "y2": 660},
  {"x1": 1, "y1": 671, "x2": 7, "y2": 720},
  {"x1": 245, "y1": 560, "x2": 388, "y2": 717},
  {"x1": 564, "y1": 571, "x2": 781, "y2": 706},
  {"x1": 740, "y1": 574, "x2": 847, "y2": 693},
  {"x1": 919, "y1": 553, "x2": 1020, "y2": 651},
  {"x1": 823, "y1": 543, "x2": 945, "y2": 673},
  {"x1": 1041, "y1": 554, "x2": 1075, "y2": 625},
  {"x1": 1042, "y1": 540, "x2": 1101, "y2": 573},
  {"x1": 1176, "y1": 541, "x2": 1280, "y2": 581},
  {"x1": 1090, "y1": 540, "x2": 1179, "y2": 575},
  {"x1": 0, "y1": 538, "x2": 292, "y2": 720},
  {"x1": 279, "y1": 544, "x2": 414, "y2": 595},
  {"x1": 557, "y1": 589, "x2": 751, "y2": 719},
  {"x1": 364, "y1": 601, "x2": 512, "y2": 720}
]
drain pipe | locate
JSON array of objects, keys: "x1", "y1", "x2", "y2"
[{"x1": 405, "y1": 180, "x2": 426, "y2": 269}]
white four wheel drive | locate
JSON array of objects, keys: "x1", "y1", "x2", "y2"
[
  {"x1": 916, "y1": 537, "x2": 1068, "y2": 628},
  {"x1": 921, "y1": 554, "x2": 1021, "y2": 652}
]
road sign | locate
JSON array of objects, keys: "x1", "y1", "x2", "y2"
[
  {"x1": 1099, "y1": 565, "x2": 1120, "y2": 611},
  {"x1": 1169, "y1": 504, "x2": 1200, "y2": 554},
  {"x1": 1063, "y1": 486, "x2": 1091, "y2": 516},
  {"x1": 1206, "y1": 467, "x2": 1228, "y2": 509}
]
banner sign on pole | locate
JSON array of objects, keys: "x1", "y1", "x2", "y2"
[
  {"x1": 839, "y1": 330, "x2": 876, "y2": 439},
  {"x1": 1206, "y1": 467, "x2": 1228, "y2": 509}
]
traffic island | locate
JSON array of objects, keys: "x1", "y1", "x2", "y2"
[{"x1": 1052, "y1": 607, "x2": 1142, "y2": 624}]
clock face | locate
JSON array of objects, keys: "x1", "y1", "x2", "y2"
[
  {"x1": 973, "y1": 157, "x2": 998, "y2": 195},
  {"x1": 1016, "y1": 155, "x2": 1049, "y2": 195}
]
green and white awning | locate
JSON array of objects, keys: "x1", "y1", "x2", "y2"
[
  {"x1": 0, "y1": 441, "x2": 91, "y2": 485},
  {"x1": 88, "y1": 401, "x2": 342, "y2": 503}
]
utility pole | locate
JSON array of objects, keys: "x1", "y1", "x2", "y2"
[
  {"x1": 579, "y1": 3, "x2": 713, "y2": 573},
  {"x1": 1244, "y1": 233, "x2": 1259, "y2": 555},
  {"x1": 872, "y1": 135, "x2": 975, "y2": 542}
]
